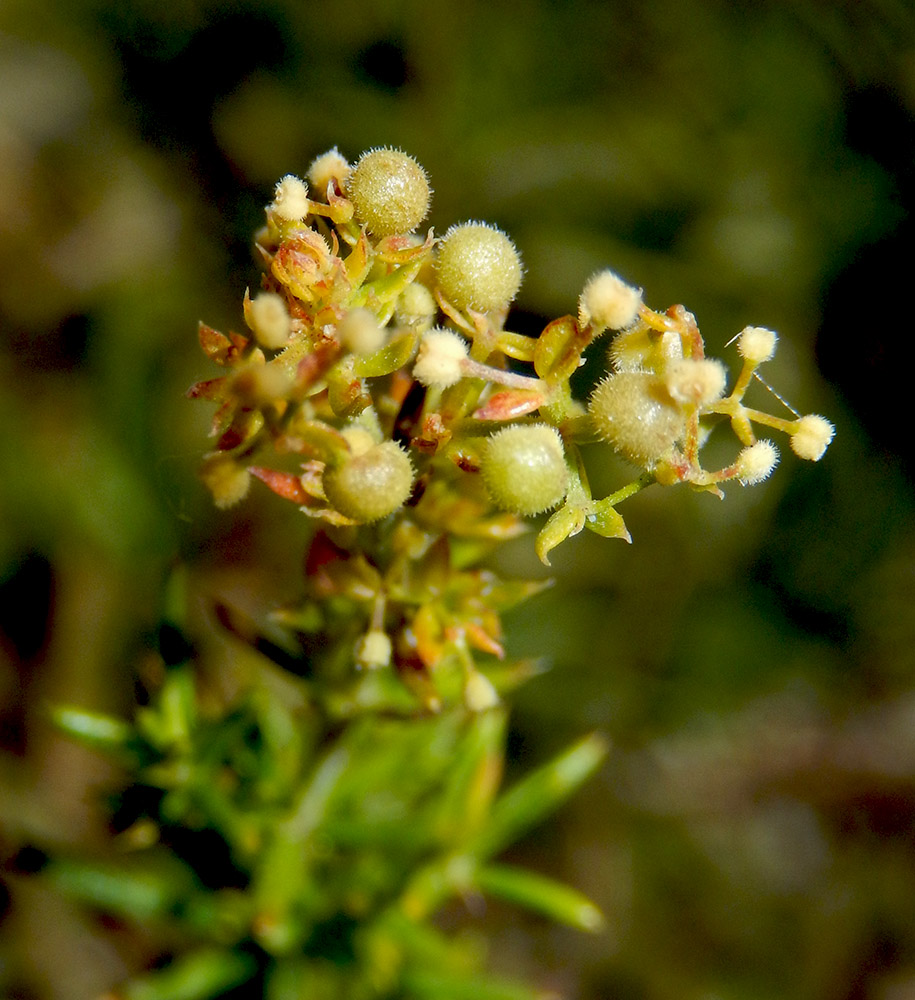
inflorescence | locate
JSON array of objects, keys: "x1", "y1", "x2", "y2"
[{"x1": 191, "y1": 146, "x2": 834, "y2": 710}]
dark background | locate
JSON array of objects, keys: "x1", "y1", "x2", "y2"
[{"x1": 2, "y1": 1, "x2": 915, "y2": 997}]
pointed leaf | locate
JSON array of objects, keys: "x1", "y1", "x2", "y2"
[
  {"x1": 473, "y1": 389, "x2": 545, "y2": 422},
  {"x1": 48, "y1": 705, "x2": 133, "y2": 754},
  {"x1": 467, "y1": 732, "x2": 609, "y2": 861},
  {"x1": 476, "y1": 863, "x2": 604, "y2": 932},
  {"x1": 535, "y1": 503, "x2": 585, "y2": 566},
  {"x1": 250, "y1": 467, "x2": 310, "y2": 504},
  {"x1": 533, "y1": 314, "x2": 588, "y2": 381},
  {"x1": 122, "y1": 947, "x2": 256, "y2": 1000},
  {"x1": 585, "y1": 498, "x2": 632, "y2": 542},
  {"x1": 353, "y1": 330, "x2": 418, "y2": 378}
]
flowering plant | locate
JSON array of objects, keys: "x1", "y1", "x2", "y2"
[{"x1": 51, "y1": 146, "x2": 833, "y2": 1000}]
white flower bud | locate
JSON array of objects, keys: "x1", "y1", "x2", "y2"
[
  {"x1": 337, "y1": 308, "x2": 385, "y2": 355},
  {"x1": 248, "y1": 291, "x2": 292, "y2": 349},
  {"x1": 356, "y1": 629, "x2": 392, "y2": 670},
  {"x1": 272, "y1": 174, "x2": 310, "y2": 221},
  {"x1": 413, "y1": 328, "x2": 469, "y2": 388},
  {"x1": 307, "y1": 147, "x2": 351, "y2": 195},
  {"x1": 578, "y1": 269, "x2": 642, "y2": 332},
  {"x1": 790, "y1": 414, "x2": 835, "y2": 461},
  {"x1": 665, "y1": 358, "x2": 727, "y2": 406},
  {"x1": 464, "y1": 671, "x2": 500, "y2": 712},
  {"x1": 737, "y1": 326, "x2": 778, "y2": 364},
  {"x1": 736, "y1": 440, "x2": 779, "y2": 485}
]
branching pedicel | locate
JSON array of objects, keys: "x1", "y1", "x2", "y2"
[{"x1": 192, "y1": 145, "x2": 833, "y2": 713}]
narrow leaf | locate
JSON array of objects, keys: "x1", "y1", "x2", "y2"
[
  {"x1": 48, "y1": 705, "x2": 132, "y2": 754},
  {"x1": 121, "y1": 947, "x2": 256, "y2": 1000},
  {"x1": 476, "y1": 863, "x2": 604, "y2": 932},
  {"x1": 353, "y1": 330, "x2": 418, "y2": 378},
  {"x1": 468, "y1": 732, "x2": 609, "y2": 861}
]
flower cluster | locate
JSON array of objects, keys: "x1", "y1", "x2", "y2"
[{"x1": 191, "y1": 145, "x2": 834, "y2": 710}]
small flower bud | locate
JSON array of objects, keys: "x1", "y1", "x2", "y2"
[
  {"x1": 347, "y1": 147, "x2": 431, "y2": 237},
  {"x1": 395, "y1": 282, "x2": 437, "y2": 331},
  {"x1": 665, "y1": 358, "x2": 727, "y2": 406},
  {"x1": 737, "y1": 326, "x2": 778, "y2": 364},
  {"x1": 307, "y1": 147, "x2": 351, "y2": 195},
  {"x1": 735, "y1": 440, "x2": 779, "y2": 484},
  {"x1": 200, "y1": 455, "x2": 251, "y2": 509},
  {"x1": 322, "y1": 440, "x2": 414, "y2": 522},
  {"x1": 356, "y1": 629, "x2": 392, "y2": 670},
  {"x1": 464, "y1": 670, "x2": 500, "y2": 712},
  {"x1": 248, "y1": 291, "x2": 292, "y2": 349},
  {"x1": 790, "y1": 414, "x2": 835, "y2": 461},
  {"x1": 413, "y1": 328, "x2": 469, "y2": 388},
  {"x1": 437, "y1": 222, "x2": 523, "y2": 312},
  {"x1": 272, "y1": 175, "x2": 310, "y2": 221},
  {"x1": 481, "y1": 424, "x2": 568, "y2": 516},
  {"x1": 589, "y1": 372, "x2": 684, "y2": 467},
  {"x1": 337, "y1": 308, "x2": 385, "y2": 355},
  {"x1": 579, "y1": 269, "x2": 642, "y2": 331}
]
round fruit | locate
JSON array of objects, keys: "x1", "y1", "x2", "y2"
[
  {"x1": 437, "y1": 222, "x2": 522, "y2": 312},
  {"x1": 481, "y1": 424, "x2": 568, "y2": 516},
  {"x1": 322, "y1": 440, "x2": 414, "y2": 522},
  {"x1": 347, "y1": 148, "x2": 430, "y2": 237}
]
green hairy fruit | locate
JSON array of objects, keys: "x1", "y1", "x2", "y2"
[
  {"x1": 481, "y1": 424, "x2": 569, "y2": 515},
  {"x1": 322, "y1": 439, "x2": 414, "y2": 521},
  {"x1": 347, "y1": 147, "x2": 431, "y2": 236},
  {"x1": 437, "y1": 222, "x2": 523, "y2": 311}
]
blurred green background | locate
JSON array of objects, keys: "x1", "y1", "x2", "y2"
[{"x1": 2, "y1": 1, "x2": 915, "y2": 997}]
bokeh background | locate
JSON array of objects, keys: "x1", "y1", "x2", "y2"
[{"x1": 2, "y1": 1, "x2": 915, "y2": 998}]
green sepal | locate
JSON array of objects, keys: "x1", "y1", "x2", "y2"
[{"x1": 476, "y1": 863, "x2": 604, "y2": 932}]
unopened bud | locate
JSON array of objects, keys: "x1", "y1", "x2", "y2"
[
  {"x1": 735, "y1": 440, "x2": 779, "y2": 485},
  {"x1": 307, "y1": 147, "x2": 351, "y2": 195},
  {"x1": 665, "y1": 358, "x2": 727, "y2": 406},
  {"x1": 464, "y1": 670, "x2": 500, "y2": 712},
  {"x1": 790, "y1": 414, "x2": 834, "y2": 461},
  {"x1": 736, "y1": 326, "x2": 778, "y2": 364},
  {"x1": 356, "y1": 629, "x2": 392, "y2": 669},
  {"x1": 395, "y1": 282, "x2": 437, "y2": 331},
  {"x1": 338, "y1": 308, "x2": 385, "y2": 355},
  {"x1": 200, "y1": 455, "x2": 251, "y2": 509},
  {"x1": 579, "y1": 269, "x2": 642, "y2": 332},
  {"x1": 248, "y1": 291, "x2": 292, "y2": 349},
  {"x1": 413, "y1": 328, "x2": 469, "y2": 388},
  {"x1": 272, "y1": 175, "x2": 310, "y2": 221}
]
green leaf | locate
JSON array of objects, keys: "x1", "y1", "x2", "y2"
[
  {"x1": 584, "y1": 498, "x2": 631, "y2": 542},
  {"x1": 476, "y1": 863, "x2": 604, "y2": 932},
  {"x1": 403, "y1": 968, "x2": 543, "y2": 1000},
  {"x1": 122, "y1": 947, "x2": 256, "y2": 1000},
  {"x1": 468, "y1": 732, "x2": 609, "y2": 861},
  {"x1": 353, "y1": 330, "x2": 418, "y2": 378},
  {"x1": 534, "y1": 503, "x2": 585, "y2": 566},
  {"x1": 532, "y1": 314, "x2": 587, "y2": 381},
  {"x1": 47, "y1": 855, "x2": 195, "y2": 922},
  {"x1": 47, "y1": 705, "x2": 133, "y2": 755}
]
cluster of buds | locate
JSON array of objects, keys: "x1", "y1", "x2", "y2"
[{"x1": 191, "y1": 146, "x2": 834, "y2": 710}]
